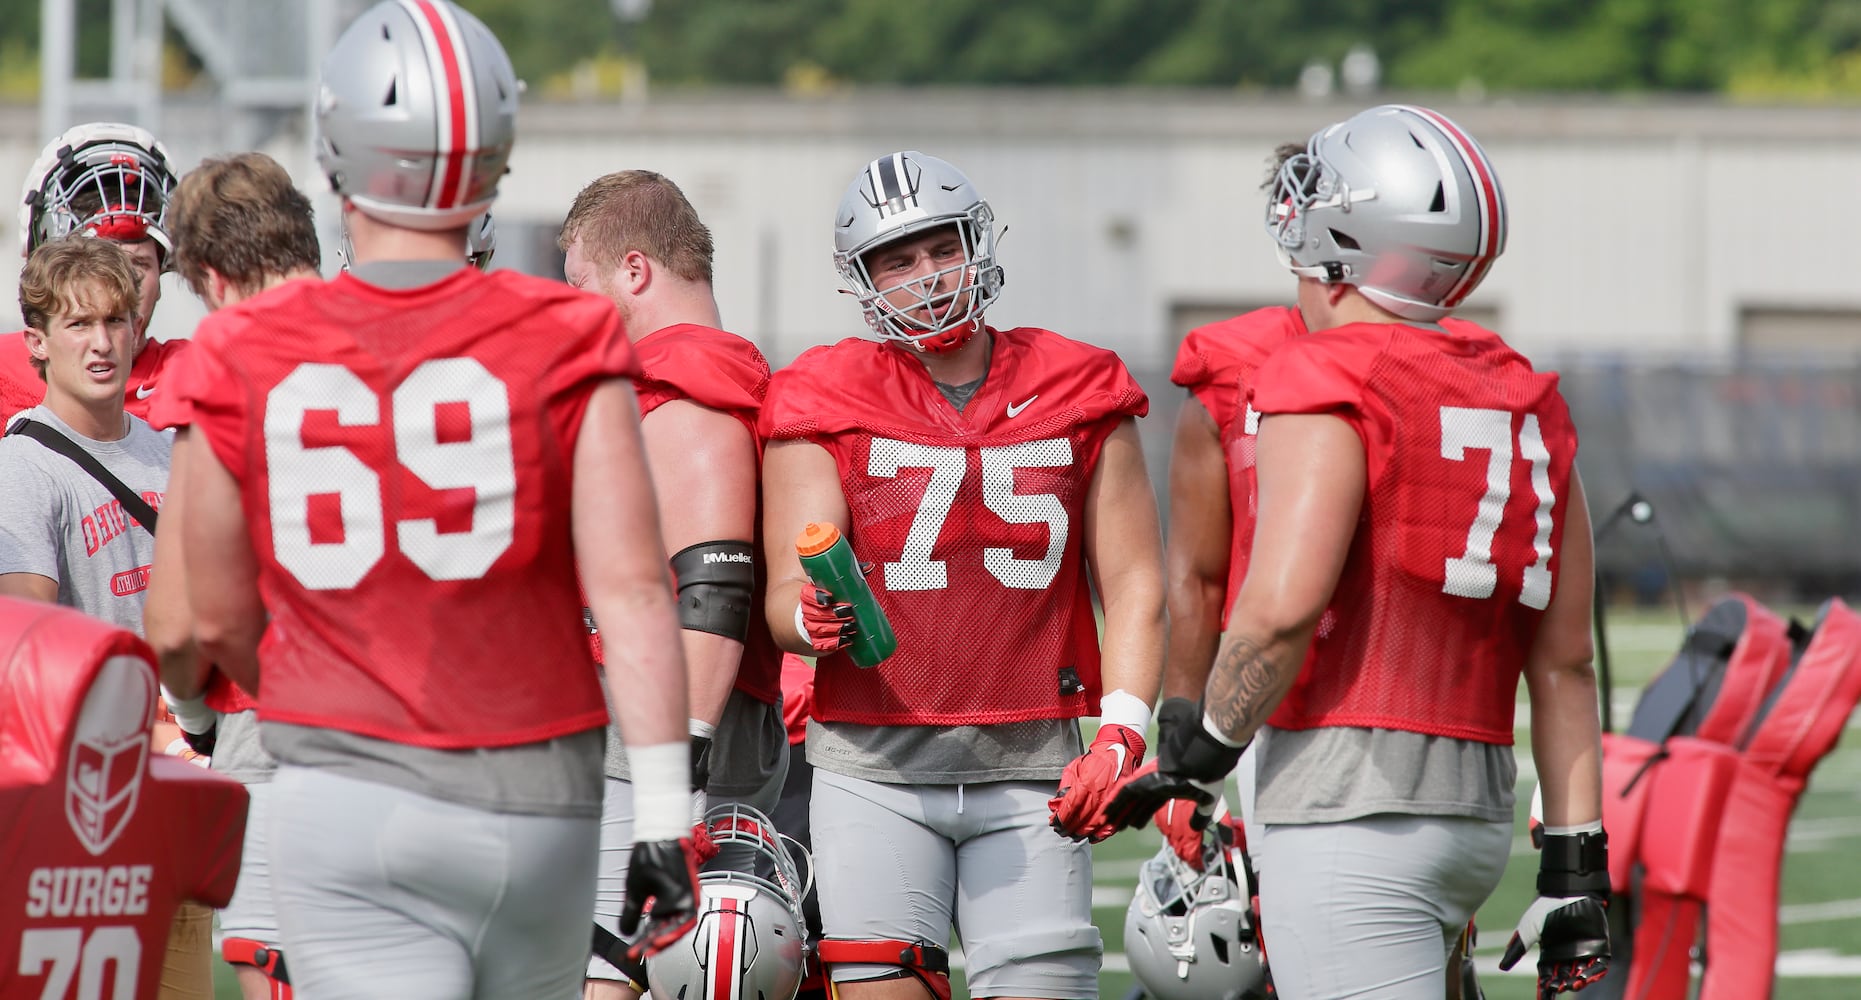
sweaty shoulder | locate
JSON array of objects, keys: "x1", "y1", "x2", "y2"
[
  {"x1": 1170, "y1": 306, "x2": 1307, "y2": 390},
  {"x1": 633, "y1": 323, "x2": 770, "y2": 417}
]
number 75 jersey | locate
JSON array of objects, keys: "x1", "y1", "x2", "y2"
[
  {"x1": 174, "y1": 270, "x2": 636, "y2": 749},
  {"x1": 1251, "y1": 321, "x2": 1579, "y2": 745},
  {"x1": 762, "y1": 328, "x2": 1148, "y2": 727}
]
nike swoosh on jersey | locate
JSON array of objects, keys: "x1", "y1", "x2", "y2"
[
  {"x1": 135, "y1": 384, "x2": 157, "y2": 400},
  {"x1": 1007, "y1": 394, "x2": 1039, "y2": 418},
  {"x1": 1244, "y1": 403, "x2": 1260, "y2": 435}
]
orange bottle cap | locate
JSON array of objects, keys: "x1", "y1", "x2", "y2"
[{"x1": 796, "y1": 522, "x2": 843, "y2": 557}]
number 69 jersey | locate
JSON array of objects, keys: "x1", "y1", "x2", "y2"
[
  {"x1": 762, "y1": 327, "x2": 1148, "y2": 727},
  {"x1": 173, "y1": 269, "x2": 637, "y2": 749},
  {"x1": 1251, "y1": 321, "x2": 1578, "y2": 745}
]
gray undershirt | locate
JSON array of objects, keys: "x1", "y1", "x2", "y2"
[
  {"x1": 209, "y1": 709, "x2": 276, "y2": 784},
  {"x1": 260, "y1": 255, "x2": 602, "y2": 818},
  {"x1": 934, "y1": 374, "x2": 987, "y2": 412},
  {"x1": 264, "y1": 722, "x2": 606, "y2": 818},
  {"x1": 1253, "y1": 725, "x2": 1517, "y2": 825}
]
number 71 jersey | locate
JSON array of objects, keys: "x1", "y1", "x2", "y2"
[
  {"x1": 1251, "y1": 321, "x2": 1579, "y2": 745},
  {"x1": 762, "y1": 328, "x2": 1148, "y2": 727}
]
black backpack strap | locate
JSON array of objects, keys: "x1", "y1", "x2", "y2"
[{"x1": 8, "y1": 419, "x2": 159, "y2": 534}]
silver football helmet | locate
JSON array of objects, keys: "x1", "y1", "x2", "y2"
[
  {"x1": 1267, "y1": 104, "x2": 1506, "y2": 322},
  {"x1": 646, "y1": 803, "x2": 813, "y2": 1000},
  {"x1": 316, "y1": 0, "x2": 519, "y2": 231},
  {"x1": 19, "y1": 122, "x2": 178, "y2": 264},
  {"x1": 832, "y1": 150, "x2": 1004, "y2": 353},
  {"x1": 1125, "y1": 839, "x2": 1269, "y2": 1000}
]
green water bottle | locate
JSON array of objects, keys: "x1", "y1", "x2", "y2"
[{"x1": 796, "y1": 522, "x2": 898, "y2": 668}]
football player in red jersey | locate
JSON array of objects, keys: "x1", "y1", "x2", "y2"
[
  {"x1": 173, "y1": 3, "x2": 699, "y2": 998},
  {"x1": 761, "y1": 150, "x2": 1164, "y2": 1000},
  {"x1": 1149, "y1": 142, "x2": 1313, "y2": 869},
  {"x1": 140, "y1": 152, "x2": 322, "y2": 1000},
  {"x1": 2, "y1": 122, "x2": 188, "y2": 427},
  {"x1": 559, "y1": 169, "x2": 793, "y2": 1000},
  {"x1": 1101, "y1": 105, "x2": 1609, "y2": 999},
  {"x1": 0, "y1": 597, "x2": 247, "y2": 1000}
]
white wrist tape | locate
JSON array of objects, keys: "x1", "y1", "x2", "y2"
[
  {"x1": 628, "y1": 742, "x2": 692, "y2": 842},
  {"x1": 688, "y1": 718, "x2": 717, "y2": 739},
  {"x1": 1543, "y1": 819, "x2": 1604, "y2": 837},
  {"x1": 1097, "y1": 689, "x2": 1151, "y2": 734},
  {"x1": 794, "y1": 602, "x2": 808, "y2": 643},
  {"x1": 1201, "y1": 711, "x2": 1247, "y2": 748},
  {"x1": 161, "y1": 686, "x2": 217, "y2": 735}
]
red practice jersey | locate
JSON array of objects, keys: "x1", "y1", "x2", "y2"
[
  {"x1": 763, "y1": 328, "x2": 1148, "y2": 727},
  {"x1": 1252, "y1": 321, "x2": 1578, "y2": 744},
  {"x1": 0, "y1": 598, "x2": 246, "y2": 1000},
  {"x1": 0, "y1": 331, "x2": 189, "y2": 427},
  {"x1": 176, "y1": 269, "x2": 636, "y2": 749},
  {"x1": 1170, "y1": 307, "x2": 1307, "y2": 626},
  {"x1": 628, "y1": 323, "x2": 782, "y2": 705}
]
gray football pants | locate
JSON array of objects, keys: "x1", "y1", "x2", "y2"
[{"x1": 269, "y1": 765, "x2": 599, "y2": 1000}]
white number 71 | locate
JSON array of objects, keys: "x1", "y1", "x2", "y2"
[{"x1": 1439, "y1": 406, "x2": 1556, "y2": 610}]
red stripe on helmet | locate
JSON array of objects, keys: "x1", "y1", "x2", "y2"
[
  {"x1": 712, "y1": 897, "x2": 740, "y2": 1000},
  {"x1": 413, "y1": 0, "x2": 470, "y2": 211},
  {"x1": 1403, "y1": 106, "x2": 1505, "y2": 306}
]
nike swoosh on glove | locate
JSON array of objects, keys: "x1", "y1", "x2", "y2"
[
  {"x1": 1499, "y1": 895, "x2": 1610, "y2": 995},
  {"x1": 619, "y1": 837, "x2": 704, "y2": 960},
  {"x1": 1049, "y1": 723, "x2": 1146, "y2": 842},
  {"x1": 1094, "y1": 698, "x2": 1241, "y2": 834}
]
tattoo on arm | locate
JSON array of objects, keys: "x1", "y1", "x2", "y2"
[{"x1": 1203, "y1": 635, "x2": 1297, "y2": 744}]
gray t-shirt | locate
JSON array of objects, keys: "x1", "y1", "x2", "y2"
[
  {"x1": 1253, "y1": 724, "x2": 1517, "y2": 825},
  {"x1": 0, "y1": 406, "x2": 170, "y2": 634}
]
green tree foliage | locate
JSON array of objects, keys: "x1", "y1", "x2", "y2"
[{"x1": 2, "y1": 0, "x2": 1859, "y2": 99}]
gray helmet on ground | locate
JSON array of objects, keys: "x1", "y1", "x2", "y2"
[
  {"x1": 315, "y1": 0, "x2": 519, "y2": 231},
  {"x1": 646, "y1": 803, "x2": 812, "y2": 1000},
  {"x1": 1267, "y1": 104, "x2": 1507, "y2": 323},
  {"x1": 1125, "y1": 840, "x2": 1269, "y2": 1000},
  {"x1": 20, "y1": 122, "x2": 178, "y2": 265},
  {"x1": 832, "y1": 150, "x2": 1004, "y2": 353}
]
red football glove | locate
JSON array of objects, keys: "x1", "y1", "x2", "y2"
[
  {"x1": 796, "y1": 584, "x2": 857, "y2": 654},
  {"x1": 1049, "y1": 723, "x2": 1146, "y2": 842},
  {"x1": 1154, "y1": 795, "x2": 1220, "y2": 869}
]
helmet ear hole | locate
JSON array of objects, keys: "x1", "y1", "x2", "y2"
[
  {"x1": 1210, "y1": 934, "x2": 1231, "y2": 965},
  {"x1": 383, "y1": 80, "x2": 397, "y2": 106},
  {"x1": 1429, "y1": 182, "x2": 1446, "y2": 213},
  {"x1": 1330, "y1": 230, "x2": 1361, "y2": 252}
]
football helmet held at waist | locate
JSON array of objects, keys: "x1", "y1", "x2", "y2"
[
  {"x1": 1125, "y1": 834, "x2": 1270, "y2": 1000},
  {"x1": 646, "y1": 803, "x2": 814, "y2": 1000}
]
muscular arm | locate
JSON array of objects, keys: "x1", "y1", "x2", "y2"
[
  {"x1": 640, "y1": 398, "x2": 756, "y2": 728},
  {"x1": 1085, "y1": 418, "x2": 1165, "y2": 708},
  {"x1": 576, "y1": 379, "x2": 689, "y2": 748},
  {"x1": 1162, "y1": 397, "x2": 1232, "y2": 701},
  {"x1": 182, "y1": 431, "x2": 265, "y2": 695},
  {"x1": 1203, "y1": 413, "x2": 1364, "y2": 744},
  {"x1": 1523, "y1": 470, "x2": 1602, "y2": 828},
  {"x1": 761, "y1": 438, "x2": 850, "y2": 656},
  {"x1": 146, "y1": 429, "x2": 211, "y2": 699}
]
